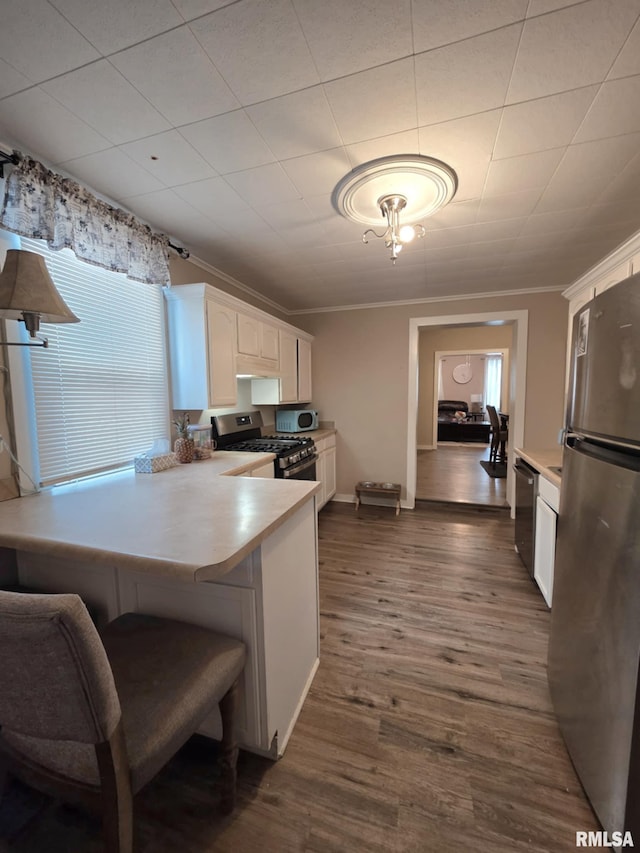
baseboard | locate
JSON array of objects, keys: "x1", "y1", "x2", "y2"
[
  {"x1": 417, "y1": 444, "x2": 436, "y2": 450},
  {"x1": 333, "y1": 493, "x2": 356, "y2": 504}
]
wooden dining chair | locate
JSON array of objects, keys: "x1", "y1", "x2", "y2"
[
  {"x1": 486, "y1": 405, "x2": 508, "y2": 466},
  {"x1": 0, "y1": 590, "x2": 246, "y2": 852}
]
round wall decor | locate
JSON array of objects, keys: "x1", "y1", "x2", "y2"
[{"x1": 452, "y1": 363, "x2": 473, "y2": 384}]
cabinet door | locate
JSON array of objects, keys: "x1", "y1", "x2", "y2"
[
  {"x1": 237, "y1": 313, "x2": 260, "y2": 356},
  {"x1": 260, "y1": 324, "x2": 279, "y2": 362},
  {"x1": 297, "y1": 338, "x2": 312, "y2": 403},
  {"x1": 315, "y1": 451, "x2": 326, "y2": 510},
  {"x1": 534, "y1": 495, "x2": 556, "y2": 608},
  {"x1": 279, "y1": 330, "x2": 298, "y2": 403},
  {"x1": 206, "y1": 301, "x2": 237, "y2": 407},
  {"x1": 324, "y1": 446, "x2": 336, "y2": 503}
]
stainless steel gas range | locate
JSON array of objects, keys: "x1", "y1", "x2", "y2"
[{"x1": 211, "y1": 411, "x2": 317, "y2": 480}]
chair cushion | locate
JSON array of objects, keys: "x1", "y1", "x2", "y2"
[
  {"x1": 102, "y1": 613, "x2": 246, "y2": 792},
  {"x1": 2, "y1": 613, "x2": 246, "y2": 792}
]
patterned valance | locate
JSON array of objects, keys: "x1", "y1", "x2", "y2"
[{"x1": 0, "y1": 154, "x2": 170, "y2": 285}]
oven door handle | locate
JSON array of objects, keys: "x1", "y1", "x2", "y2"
[{"x1": 282, "y1": 453, "x2": 317, "y2": 478}]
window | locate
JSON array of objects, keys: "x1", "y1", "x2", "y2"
[
  {"x1": 19, "y1": 237, "x2": 170, "y2": 486},
  {"x1": 484, "y1": 354, "x2": 503, "y2": 412}
]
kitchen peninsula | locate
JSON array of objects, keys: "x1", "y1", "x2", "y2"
[{"x1": 0, "y1": 455, "x2": 321, "y2": 759}]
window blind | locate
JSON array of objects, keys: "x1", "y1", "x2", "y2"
[{"x1": 21, "y1": 238, "x2": 170, "y2": 486}]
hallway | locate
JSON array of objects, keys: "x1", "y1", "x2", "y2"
[{"x1": 416, "y1": 444, "x2": 508, "y2": 507}]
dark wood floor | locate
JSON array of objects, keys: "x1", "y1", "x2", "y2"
[
  {"x1": 416, "y1": 444, "x2": 508, "y2": 507},
  {"x1": 1, "y1": 502, "x2": 597, "y2": 852}
]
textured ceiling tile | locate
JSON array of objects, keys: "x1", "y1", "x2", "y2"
[
  {"x1": 110, "y1": 28, "x2": 240, "y2": 126},
  {"x1": 119, "y1": 131, "x2": 217, "y2": 187},
  {"x1": 494, "y1": 87, "x2": 598, "y2": 158},
  {"x1": 0, "y1": 88, "x2": 112, "y2": 163},
  {"x1": 174, "y1": 177, "x2": 250, "y2": 219},
  {"x1": 607, "y1": 17, "x2": 640, "y2": 78},
  {"x1": 346, "y1": 130, "x2": 420, "y2": 168},
  {"x1": 180, "y1": 111, "x2": 276, "y2": 173},
  {"x1": 171, "y1": 0, "x2": 236, "y2": 20},
  {"x1": 415, "y1": 25, "x2": 522, "y2": 126},
  {"x1": 324, "y1": 58, "x2": 417, "y2": 145},
  {"x1": 246, "y1": 88, "x2": 342, "y2": 160},
  {"x1": 120, "y1": 188, "x2": 210, "y2": 235},
  {"x1": 281, "y1": 148, "x2": 352, "y2": 199},
  {"x1": 0, "y1": 59, "x2": 33, "y2": 98},
  {"x1": 413, "y1": 0, "x2": 528, "y2": 52},
  {"x1": 484, "y1": 148, "x2": 564, "y2": 196},
  {"x1": 224, "y1": 163, "x2": 301, "y2": 207},
  {"x1": 292, "y1": 0, "x2": 412, "y2": 81},
  {"x1": 526, "y1": 0, "x2": 585, "y2": 14},
  {"x1": 574, "y1": 75, "x2": 640, "y2": 143},
  {"x1": 506, "y1": 0, "x2": 640, "y2": 103},
  {"x1": 190, "y1": 0, "x2": 319, "y2": 105},
  {"x1": 60, "y1": 148, "x2": 165, "y2": 198},
  {"x1": 535, "y1": 133, "x2": 640, "y2": 212},
  {"x1": 0, "y1": 0, "x2": 99, "y2": 83},
  {"x1": 418, "y1": 110, "x2": 502, "y2": 201},
  {"x1": 476, "y1": 188, "x2": 543, "y2": 222},
  {"x1": 42, "y1": 61, "x2": 170, "y2": 145},
  {"x1": 50, "y1": 0, "x2": 183, "y2": 54}
]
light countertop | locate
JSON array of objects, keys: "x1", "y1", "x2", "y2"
[
  {"x1": 0, "y1": 453, "x2": 320, "y2": 583},
  {"x1": 514, "y1": 447, "x2": 563, "y2": 488}
]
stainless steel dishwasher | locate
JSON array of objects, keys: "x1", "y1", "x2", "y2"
[{"x1": 513, "y1": 457, "x2": 538, "y2": 577}]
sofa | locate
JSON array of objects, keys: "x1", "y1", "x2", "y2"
[{"x1": 437, "y1": 400, "x2": 490, "y2": 443}]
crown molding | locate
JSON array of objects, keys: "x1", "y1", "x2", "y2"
[
  {"x1": 184, "y1": 253, "x2": 290, "y2": 316},
  {"x1": 562, "y1": 229, "x2": 640, "y2": 301},
  {"x1": 286, "y1": 284, "x2": 565, "y2": 315}
]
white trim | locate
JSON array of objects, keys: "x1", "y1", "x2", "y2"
[
  {"x1": 164, "y1": 282, "x2": 313, "y2": 342},
  {"x1": 563, "y1": 228, "x2": 640, "y2": 300},
  {"x1": 406, "y1": 311, "x2": 528, "y2": 516},
  {"x1": 183, "y1": 254, "x2": 291, "y2": 316},
  {"x1": 287, "y1": 284, "x2": 564, "y2": 315}
]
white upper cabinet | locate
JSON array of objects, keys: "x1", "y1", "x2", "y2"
[
  {"x1": 237, "y1": 313, "x2": 280, "y2": 363},
  {"x1": 165, "y1": 283, "x2": 312, "y2": 411},
  {"x1": 279, "y1": 330, "x2": 298, "y2": 404},
  {"x1": 297, "y1": 338, "x2": 312, "y2": 403},
  {"x1": 165, "y1": 284, "x2": 237, "y2": 410},
  {"x1": 206, "y1": 300, "x2": 237, "y2": 407},
  {"x1": 251, "y1": 331, "x2": 313, "y2": 406}
]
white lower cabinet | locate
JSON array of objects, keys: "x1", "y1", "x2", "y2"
[
  {"x1": 533, "y1": 476, "x2": 559, "y2": 608},
  {"x1": 315, "y1": 434, "x2": 336, "y2": 510}
]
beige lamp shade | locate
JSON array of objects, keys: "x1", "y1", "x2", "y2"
[{"x1": 0, "y1": 249, "x2": 79, "y2": 336}]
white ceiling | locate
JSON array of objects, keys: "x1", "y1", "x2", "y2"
[{"x1": 1, "y1": 0, "x2": 640, "y2": 313}]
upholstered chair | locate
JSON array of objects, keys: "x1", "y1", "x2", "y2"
[{"x1": 0, "y1": 591, "x2": 246, "y2": 852}]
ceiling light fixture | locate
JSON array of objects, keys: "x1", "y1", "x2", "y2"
[
  {"x1": 0, "y1": 249, "x2": 80, "y2": 348},
  {"x1": 332, "y1": 155, "x2": 458, "y2": 263}
]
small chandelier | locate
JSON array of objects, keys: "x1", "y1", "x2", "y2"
[
  {"x1": 333, "y1": 155, "x2": 458, "y2": 264},
  {"x1": 363, "y1": 194, "x2": 426, "y2": 263}
]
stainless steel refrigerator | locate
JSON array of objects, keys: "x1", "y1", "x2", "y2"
[{"x1": 549, "y1": 271, "x2": 640, "y2": 837}]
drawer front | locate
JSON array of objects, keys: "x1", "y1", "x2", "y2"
[{"x1": 539, "y1": 475, "x2": 560, "y2": 512}]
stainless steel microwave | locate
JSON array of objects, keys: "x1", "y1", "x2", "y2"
[{"x1": 276, "y1": 409, "x2": 318, "y2": 432}]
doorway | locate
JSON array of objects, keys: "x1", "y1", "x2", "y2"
[{"x1": 406, "y1": 310, "x2": 529, "y2": 515}]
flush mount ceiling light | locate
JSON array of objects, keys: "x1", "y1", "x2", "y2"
[{"x1": 332, "y1": 155, "x2": 458, "y2": 263}]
